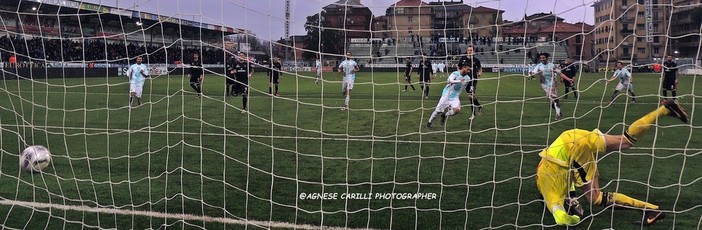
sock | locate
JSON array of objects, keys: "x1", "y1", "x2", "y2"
[
  {"x1": 625, "y1": 106, "x2": 669, "y2": 144},
  {"x1": 345, "y1": 95, "x2": 350, "y2": 107},
  {"x1": 610, "y1": 90, "x2": 619, "y2": 102},
  {"x1": 445, "y1": 109, "x2": 456, "y2": 116},
  {"x1": 424, "y1": 85, "x2": 430, "y2": 96},
  {"x1": 672, "y1": 89, "x2": 677, "y2": 98},
  {"x1": 190, "y1": 83, "x2": 201, "y2": 94},
  {"x1": 269, "y1": 86, "x2": 272, "y2": 94},
  {"x1": 572, "y1": 88, "x2": 578, "y2": 98},
  {"x1": 411, "y1": 84, "x2": 416, "y2": 90},
  {"x1": 428, "y1": 110, "x2": 440, "y2": 122},
  {"x1": 242, "y1": 95, "x2": 248, "y2": 110},
  {"x1": 593, "y1": 192, "x2": 658, "y2": 209},
  {"x1": 564, "y1": 87, "x2": 570, "y2": 98},
  {"x1": 662, "y1": 90, "x2": 668, "y2": 99},
  {"x1": 405, "y1": 85, "x2": 408, "y2": 90},
  {"x1": 629, "y1": 91, "x2": 636, "y2": 101},
  {"x1": 554, "y1": 103, "x2": 561, "y2": 115},
  {"x1": 129, "y1": 96, "x2": 133, "y2": 107},
  {"x1": 275, "y1": 85, "x2": 279, "y2": 94}
]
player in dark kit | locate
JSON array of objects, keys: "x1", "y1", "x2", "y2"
[
  {"x1": 234, "y1": 52, "x2": 254, "y2": 112},
  {"x1": 268, "y1": 56, "x2": 283, "y2": 96},
  {"x1": 459, "y1": 45, "x2": 482, "y2": 119},
  {"x1": 419, "y1": 56, "x2": 433, "y2": 99},
  {"x1": 189, "y1": 53, "x2": 204, "y2": 97},
  {"x1": 560, "y1": 57, "x2": 578, "y2": 99},
  {"x1": 225, "y1": 55, "x2": 237, "y2": 96},
  {"x1": 661, "y1": 55, "x2": 678, "y2": 103},
  {"x1": 403, "y1": 57, "x2": 416, "y2": 92}
]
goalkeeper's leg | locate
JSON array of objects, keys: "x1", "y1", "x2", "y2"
[
  {"x1": 583, "y1": 175, "x2": 665, "y2": 225},
  {"x1": 536, "y1": 160, "x2": 581, "y2": 226}
]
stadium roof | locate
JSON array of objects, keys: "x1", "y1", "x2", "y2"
[
  {"x1": 18, "y1": 0, "x2": 243, "y2": 35},
  {"x1": 390, "y1": 0, "x2": 429, "y2": 7}
]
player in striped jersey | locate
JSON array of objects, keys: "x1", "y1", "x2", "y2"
[
  {"x1": 426, "y1": 62, "x2": 471, "y2": 129},
  {"x1": 606, "y1": 61, "x2": 636, "y2": 104},
  {"x1": 338, "y1": 52, "x2": 359, "y2": 110},
  {"x1": 126, "y1": 55, "x2": 149, "y2": 110},
  {"x1": 529, "y1": 53, "x2": 573, "y2": 120}
]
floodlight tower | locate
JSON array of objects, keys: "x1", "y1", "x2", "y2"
[{"x1": 284, "y1": 0, "x2": 291, "y2": 60}]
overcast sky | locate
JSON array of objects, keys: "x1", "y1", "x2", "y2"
[{"x1": 82, "y1": 0, "x2": 595, "y2": 41}]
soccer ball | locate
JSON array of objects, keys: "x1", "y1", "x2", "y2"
[{"x1": 19, "y1": 145, "x2": 52, "y2": 172}]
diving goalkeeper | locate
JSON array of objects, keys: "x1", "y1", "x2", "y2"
[{"x1": 536, "y1": 100, "x2": 688, "y2": 226}]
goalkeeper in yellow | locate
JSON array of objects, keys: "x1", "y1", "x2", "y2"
[{"x1": 536, "y1": 100, "x2": 688, "y2": 226}]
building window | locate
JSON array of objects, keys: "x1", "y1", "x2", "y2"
[
  {"x1": 638, "y1": 12, "x2": 644, "y2": 18},
  {"x1": 408, "y1": 16, "x2": 413, "y2": 23},
  {"x1": 623, "y1": 0, "x2": 628, "y2": 5},
  {"x1": 394, "y1": 7, "x2": 404, "y2": 14},
  {"x1": 575, "y1": 35, "x2": 582, "y2": 43},
  {"x1": 638, "y1": 47, "x2": 646, "y2": 54},
  {"x1": 637, "y1": 24, "x2": 644, "y2": 30},
  {"x1": 575, "y1": 45, "x2": 582, "y2": 56},
  {"x1": 653, "y1": 24, "x2": 659, "y2": 32},
  {"x1": 637, "y1": 37, "x2": 643, "y2": 42},
  {"x1": 654, "y1": 47, "x2": 660, "y2": 54},
  {"x1": 654, "y1": 36, "x2": 660, "y2": 43},
  {"x1": 638, "y1": 0, "x2": 644, "y2": 4},
  {"x1": 623, "y1": 47, "x2": 629, "y2": 55}
]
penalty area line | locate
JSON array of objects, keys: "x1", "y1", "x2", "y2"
[{"x1": 0, "y1": 199, "x2": 373, "y2": 230}]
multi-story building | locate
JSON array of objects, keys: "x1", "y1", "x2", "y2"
[
  {"x1": 372, "y1": 15, "x2": 388, "y2": 38},
  {"x1": 460, "y1": 6, "x2": 504, "y2": 38},
  {"x1": 428, "y1": 0, "x2": 471, "y2": 38},
  {"x1": 502, "y1": 13, "x2": 594, "y2": 62},
  {"x1": 321, "y1": 0, "x2": 374, "y2": 39},
  {"x1": 670, "y1": 0, "x2": 702, "y2": 57},
  {"x1": 386, "y1": 0, "x2": 433, "y2": 38},
  {"x1": 592, "y1": 0, "x2": 670, "y2": 63}
]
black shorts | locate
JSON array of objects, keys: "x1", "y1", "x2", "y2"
[
  {"x1": 190, "y1": 75, "x2": 201, "y2": 84},
  {"x1": 467, "y1": 80, "x2": 478, "y2": 94},
  {"x1": 562, "y1": 78, "x2": 574, "y2": 88},
  {"x1": 226, "y1": 75, "x2": 236, "y2": 85},
  {"x1": 662, "y1": 77, "x2": 676, "y2": 90},
  {"x1": 235, "y1": 81, "x2": 248, "y2": 95},
  {"x1": 269, "y1": 75, "x2": 279, "y2": 84},
  {"x1": 419, "y1": 75, "x2": 430, "y2": 83}
]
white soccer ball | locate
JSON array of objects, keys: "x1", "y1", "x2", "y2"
[{"x1": 19, "y1": 145, "x2": 52, "y2": 172}]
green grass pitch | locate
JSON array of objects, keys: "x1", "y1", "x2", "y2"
[{"x1": 0, "y1": 70, "x2": 700, "y2": 229}]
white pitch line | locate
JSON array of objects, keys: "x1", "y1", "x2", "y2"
[{"x1": 0, "y1": 199, "x2": 375, "y2": 230}]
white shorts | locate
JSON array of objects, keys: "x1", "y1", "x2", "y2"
[
  {"x1": 615, "y1": 82, "x2": 634, "y2": 92},
  {"x1": 342, "y1": 80, "x2": 354, "y2": 92},
  {"x1": 317, "y1": 70, "x2": 322, "y2": 77},
  {"x1": 434, "y1": 96, "x2": 461, "y2": 112},
  {"x1": 130, "y1": 83, "x2": 143, "y2": 97},
  {"x1": 541, "y1": 84, "x2": 558, "y2": 100},
  {"x1": 439, "y1": 67, "x2": 444, "y2": 73},
  {"x1": 433, "y1": 68, "x2": 438, "y2": 74}
]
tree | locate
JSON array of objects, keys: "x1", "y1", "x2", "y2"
[{"x1": 303, "y1": 12, "x2": 342, "y2": 60}]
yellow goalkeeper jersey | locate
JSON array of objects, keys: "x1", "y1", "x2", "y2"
[{"x1": 539, "y1": 129, "x2": 607, "y2": 186}]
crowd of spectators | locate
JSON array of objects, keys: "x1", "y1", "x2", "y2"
[{"x1": 0, "y1": 35, "x2": 227, "y2": 64}]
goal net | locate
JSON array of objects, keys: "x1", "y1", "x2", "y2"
[{"x1": 0, "y1": 0, "x2": 700, "y2": 229}]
